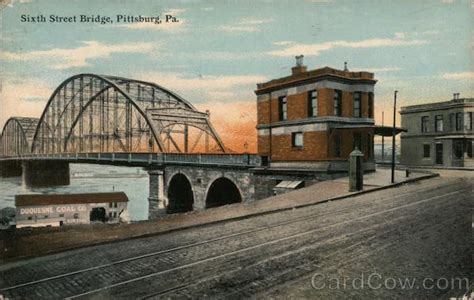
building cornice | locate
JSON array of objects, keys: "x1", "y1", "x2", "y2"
[
  {"x1": 401, "y1": 130, "x2": 473, "y2": 138},
  {"x1": 400, "y1": 99, "x2": 474, "y2": 114},
  {"x1": 255, "y1": 73, "x2": 377, "y2": 95},
  {"x1": 257, "y1": 116, "x2": 375, "y2": 129}
]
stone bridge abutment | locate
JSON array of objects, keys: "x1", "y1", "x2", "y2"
[{"x1": 148, "y1": 165, "x2": 257, "y2": 218}]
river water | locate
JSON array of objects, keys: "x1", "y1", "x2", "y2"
[{"x1": 0, "y1": 164, "x2": 149, "y2": 221}]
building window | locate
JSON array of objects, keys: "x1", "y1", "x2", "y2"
[
  {"x1": 449, "y1": 113, "x2": 455, "y2": 131},
  {"x1": 109, "y1": 202, "x2": 113, "y2": 208},
  {"x1": 44, "y1": 215, "x2": 48, "y2": 219},
  {"x1": 464, "y1": 112, "x2": 472, "y2": 130},
  {"x1": 73, "y1": 213, "x2": 79, "y2": 219},
  {"x1": 308, "y1": 90, "x2": 318, "y2": 117},
  {"x1": 27, "y1": 216, "x2": 32, "y2": 220},
  {"x1": 334, "y1": 90, "x2": 342, "y2": 116},
  {"x1": 353, "y1": 133, "x2": 362, "y2": 151},
  {"x1": 456, "y1": 113, "x2": 462, "y2": 130},
  {"x1": 421, "y1": 116, "x2": 429, "y2": 133},
  {"x1": 334, "y1": 135, "x2": 341, "y2": 157},
  {"x1": 353, "y1": 92, "x2": 362, "y2": 118},
  {"x1": 468, "y1": 141, "x2": 472, "y2": 158},
  {"x1": 435, "y1": 115, "x2": 443, "y2": 132},
  {"x1": 59, "y1": 214, "x2": 64, "y2": 218},
  {"x1": 113, "y1": 212, "x2": 117, "y2": 218},
  {"x1": 114, "y1": 202, "x2": 118, "y2": 208},
  {"x1": 368, "y1": 93, "x2": 374, "y2": 118},
  {"x1": 292, "y1": 132, "x2": 304, "y2": 148},
  {"x1": 423, "y1": 144, "x2": 430, "y2": 158},
  {"x1": 278, "y1": 96, "x2": 287, "y2": 121},
  {"x1": 109, "y1": 212, "x2": 112, "y2": 218},
  {"x1": 453, "y1": 140, "x2": 463, "y2": 159}
]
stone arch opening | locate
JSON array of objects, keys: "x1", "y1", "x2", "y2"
[
  {"x1": 167, "y1": 173, "x2": 194, "y2": 214},
  {"x1": 206, "y1": 177, "x2": 242, "y2": 209}
]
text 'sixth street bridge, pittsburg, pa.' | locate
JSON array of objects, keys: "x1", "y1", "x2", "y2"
[{"x1": 0, "y1": 74, "x2": 266, "y2": 217}]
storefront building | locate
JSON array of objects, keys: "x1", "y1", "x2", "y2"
[
  {"x1": 400, "y1": 96, "x2": 473, "y2": 168},
  {"x1": 15, "y1": 192, "x2": 129, "y2": 228}
]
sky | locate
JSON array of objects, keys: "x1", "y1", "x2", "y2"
[{"x1": 0, "y1": 0, "x2": 472, "y2": 151}]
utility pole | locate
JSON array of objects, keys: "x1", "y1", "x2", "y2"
[
  {"x1": 391, "y1": 91, "x2": 398, "y2": 183},
  {"x1": 381, "y1": 111, "x2": 384, "y2": 163}
]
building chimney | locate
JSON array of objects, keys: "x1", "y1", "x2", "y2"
[
  {"x1": 344, "y1": 61, "x2": 349, "y2": 72},
  {"x1": 291, "y1": 55, "x2": 307, "y2": 75}
]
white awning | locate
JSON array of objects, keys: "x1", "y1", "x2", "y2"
[{"x1": 275, "y1": 180, "x2": 303, "y2": 189}]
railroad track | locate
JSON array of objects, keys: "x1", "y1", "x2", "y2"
[
  {"x1": 0, "y1": 180, "x2": 467, "y2": 299},
  {"x1": 139, "y1": 192, "x2": 463, "y2": 299},
  {"x1": 139, "y1": 222, "x2": 406, "y2": 299}
]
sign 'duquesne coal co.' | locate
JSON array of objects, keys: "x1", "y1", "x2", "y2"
[{"x1": 19, "y1": 205, "x2": 88, "y2": 215}]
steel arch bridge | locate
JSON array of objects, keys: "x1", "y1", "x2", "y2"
[
  {"x1": 1, "y1": 74, "x2": 226, "y2": 158},
  {"x1": 0, "y1": 117, "x2": 39, "y2": 157}
]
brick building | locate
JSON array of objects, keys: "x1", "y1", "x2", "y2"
[
  {"x1": 400, "y1": 96, "x2": 473, "y2": 168},
  {"x1": 255, "y1": 57, "x2": 377, "y2": 173}
]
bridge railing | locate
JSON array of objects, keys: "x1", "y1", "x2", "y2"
[
  {"x1": 0, "y1": 152, "x2": 261, "y2": 167},
  {"x1": 159, "y1": 153, "x2": 260, "y2": 165}
]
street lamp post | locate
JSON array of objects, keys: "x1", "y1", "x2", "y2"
[
  {"x1": 381, "y1": 111, "x2": 384, "y2": 163},
  {"x1": 391, "y1": 91, "x2": 398, "y2": 183}
]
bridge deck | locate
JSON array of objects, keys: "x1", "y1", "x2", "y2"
[{"x1": 0, "y1": 153, "x2": 260, "y2": 168}]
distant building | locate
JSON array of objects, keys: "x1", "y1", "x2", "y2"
[
  {"x1": 254, "y1": 57, "x2": 377, "y2": 173},
  {"x1": 400, "y1": 96, "x2": 473, "y2": 168},
  {"x1": 15, "y1": 192, "x2": 128, "y2": 228}
]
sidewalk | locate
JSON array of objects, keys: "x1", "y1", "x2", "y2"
[
  {"x1": 0, "y1": 169, "x2": 436, "y2": 262},
  {"x1": 334, "y1": 168, "x2": 429, "y2": 187}
]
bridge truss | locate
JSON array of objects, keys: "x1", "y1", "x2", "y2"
[
  {"x1": 0, "y1": 117, "x2": 39, "y2": 157},
  {"x1": 16, "y1": 74, "x2": 226, "y2": 156}
]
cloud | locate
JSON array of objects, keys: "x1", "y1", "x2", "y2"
[
  {"x1": 354, "y1": 67, "x2": 402, "y2": 73},
  {"x1": 442, "y1": 72, "x2": 474, "y2": 80},
  {"x1": 147, "y1": 50, "x2": 264, "y2": 63},
  {"x1": 273, "y1": 41, "x2": 293, "y2": 46},
  {"x1": 163, "y1": 8, "x2": 186, "y2": 15},
  {"x1": 138, "y1": 71, "x2": 266, "y2": 95},
  {"x1": 0, "y1": 41, "x2": 156, "y2": 69},
  {"x1": 4, "y1": 0, "x2": 33, "y2": 7},
  {"x1": 419, "y1": 30, "x2": 440, "y2": 36},
  {"x1": 0, "y1": 78, "x2": 52, "y2": 129},
  {"x1": 133, "y1": 71, "x2": 266, "y2": 122},
  {"x1": 219, "y1": 17, "x2": 274, "y2": 33},
  {"x1": 268, "y1": 36, "x2": 428, "y2": 57},
  {"x1": 394, "y1": 32, "x2": 405, "y2": 39},
  {"x1": 193, "y1": 51, "x2": 264, "y2": 60}
]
